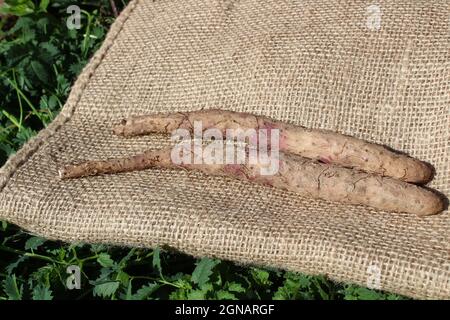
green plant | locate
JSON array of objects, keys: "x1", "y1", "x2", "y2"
[
  {"x1": 0, "y1": 0, "x2": 407, "y2": 300},
  {"x1": 0, "y1": 225, "x2": 407, "y2": 300},
  {"x1": 1, "y1": 0, "x2": 50, "y2": 17},
  {"x1": 0, "y1": 0, "x2": 114, "y2": 163}
]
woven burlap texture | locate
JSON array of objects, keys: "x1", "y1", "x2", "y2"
[{"x1": 0, "y1": 0, "x2": 449, "y2": 299}]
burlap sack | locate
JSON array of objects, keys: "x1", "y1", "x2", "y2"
[{"x1": 0, "y1": 0, "x2": 448, "y2": 299}]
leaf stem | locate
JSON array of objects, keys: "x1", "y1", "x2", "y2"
[
  {"x1": 0, "y1": 244, "x2": 65, "y2": 265},
  {"x1": 130, "y1": 276, "x2": 182, "y2": 289},
  {"x1": 2, "y1": 74, "x2": 46, "y2": 125},
  {"x1": 12, "y1": 69, "x2": 23, "y2": 129}
]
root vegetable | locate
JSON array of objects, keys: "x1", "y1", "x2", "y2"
[
  {"x1": 112, "y1": 109, "x2": 432, "y2": 183},
  {"x1": 59, "y1": 147, "x2": 444, "y2": 216}
]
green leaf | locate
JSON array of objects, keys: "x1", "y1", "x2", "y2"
[
  {"x1": 47, "y1": 95, "x2": 59, "y2": 109},
  {"x1": 130, "y1": 283, "x2": 159, "y2": 300},
  {"x1": 311, "y1": 276, "x2": 330, "y2": 300},
  {"x1": 6, "y1": 16, "x2": 33, "y2": 34},
  {"x1": 191, "y1": 258, "x2": 219, "y2": 287},
  {"x1": 2, "y1": 110, "x2": 21, "y2": 129},
  {"x1": 296, "y1": 274, "x2": 311, "y2": 288},
  {"x1": 24, "y1": 236, "x2": 46, "y2": 250},
  {"x1": 228, "y1": 282, "x2": 245, "y2": 293},
  {"x1": 91, "y1": 26, "x2": 105, "y2": 40},
  {"x1": 342, "y1": 285, "x2": 385, "y2": 300},
  {"x1": 68, "y1": 61, "x2": 85, "y2": 76},
  {"x1": 354, "y1": 287, "x2": 382, "y2": 300},
  {"x1": 0, "y1": 144, "x2": 16, "y2": 157},
  {"x1": 3, "y1": 44, "x2": 30, "y2": 67},
  {"x1": 32, "y1": 285, "x2": 53, "y2": 300},
  {"x1": 36, "y1": 17, "x2": 49, "y2": 31},
  {"x1": 216, "y1": 290, "x2": 237, "y2": 300},
  {"x1": 169, "y1": 272, "x2": 185, "y2": 281},
  {"x1": 250, "y1": 268, "x2": 271, "y2": 286},
  {"x1": 124, "y1": 281, "x2": 133, "y2": 300},
  {"x1": 116, "y1": 271, "x2": 129, "y2": 286},
  {"x1": 30, "y1": 60, "x2": 49, "y2": 83},
  {"x1": 200, "y1": 282, "x2": 213, "y2": 292},
  {"x1": 172, "y1": 278, "x2": 191, "y2": 291},
  {"x1": 1, "y1": 3, "x2": 35, "y2": 16},
  {"x1": 55, "y1": 74, "x2": 70, "y2": 96},
  {"x1": 39, "y1": 0, "x2": 50, "y2": 12},
  {"x1": 93, "y1": 267, "x2": 113, "y2": 284},
  {"x1": 273, "y1": 272, "x2": 316, "y2": 300},
  {"x1": 2, "y1": 275, "x2": 23, "y2": 300},
  {"x1": 97, "y1": 253, "x2": 114, "y2": 268},
  {"x1": 93, "y1": 281, "x2": 120, "y2": 298},
  {"x1": 0, "y1": 41, "x2": 13, "y2": 56},
  {"x1": 40, "y1": 42, "x2": 59, "y2": 57},
  {"x1": 90, "y1": 244, "x2": 108, "y2": 253},
  {"x1": 152, "y1": 247, "x2": 162, "y2": 275},
  {"x1": 39, "y1": 94, "x2": 59, "y2": 111},
  {"x1": 215, "y1": 272, "x2": 222, "y2": 286},
  {"x1": 272, "y1": 287, "x2": 288, "y2": 300},
  {"x1": 6, "y1": 256, "x2": 28, "y2": 274},
  {"x1": 117, "y1": 248, "x2": 136, "y2": 268},
  {"x1": 169, "y1": 288, "x2": 188, "y2": 300},
  {"x1": 67, "y1": 242, "x2": 85, "y2": 251},
  {"x1": 187, "y1": 289, "x2": 206, "y2": 300},
  {"x1": 13, "y1": 126, "x2": 36, "y2": 146},
  {"x1": 30, "y1": 265, "x2": 55, "y2": 285}
]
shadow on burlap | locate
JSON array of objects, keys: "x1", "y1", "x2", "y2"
[{"x1": 0, "y1": 0, "x2": 448, "y2": 299}]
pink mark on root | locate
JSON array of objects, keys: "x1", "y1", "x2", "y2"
[
  {"x1": 225, "y1": 164, "x2": 244, "y2": 175},
  {"x1": 257, "y1": 121, "x2": 282, "y2": 150},
  {"x1": 319, "y1": 156, "x2": 333, "y2": 164},
  {"x1": 279, "y1": 131, "x2": 287, "y2": 150}
]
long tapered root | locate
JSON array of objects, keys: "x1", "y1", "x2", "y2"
[
  {"x1": 59, "y1": 147, "x2": 444, "y2": 216},
  {"x1": 112, "y1": 109, "x2": 433, "y2": 184}
]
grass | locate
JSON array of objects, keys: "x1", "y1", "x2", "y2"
[{"x1": 0, "y1": 0, "x2": 407, "y2": 300}]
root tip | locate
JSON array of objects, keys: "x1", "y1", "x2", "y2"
[
  {"x1": 112, "y1": 125, "x2": 123, "y2": 136},
  {"x1": 58, "y1": 168, "x2": 65, "y2": 179}
]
